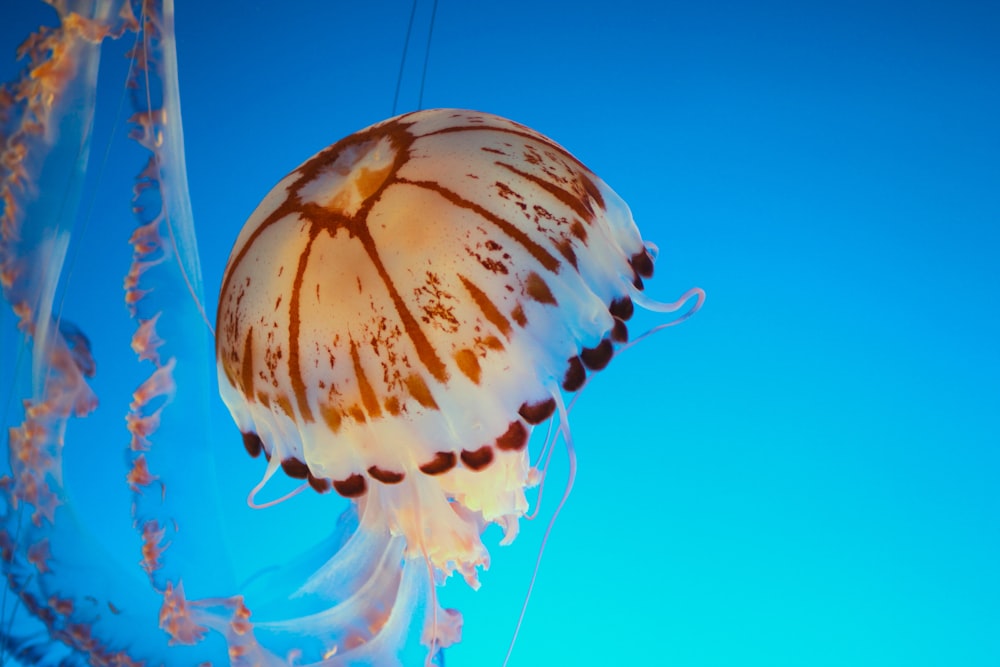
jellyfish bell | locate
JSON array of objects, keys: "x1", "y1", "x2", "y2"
[{"x1": 216, "y1": 108, "x2": 704, "y2": 654}]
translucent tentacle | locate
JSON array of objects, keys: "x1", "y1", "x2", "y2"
[
  {"x1": 503, "y1": 382, "x2": 577, "y2": 667},
  {"x1": 0, "y1": 1, "x2": 217, "y2": 663},
  {"x1": 623, "y1": 286, "x2": 706, "y2": 351},
  {"x1": 0, "y1": 1, "x2": 236, "y2": 663}
]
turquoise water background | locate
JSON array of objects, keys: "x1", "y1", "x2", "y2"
[{"x1": 2, "y1": 1, "x2": 998, "y2": 665}]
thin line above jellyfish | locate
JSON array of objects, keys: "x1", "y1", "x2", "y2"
[{"x1": 0, "y1": 1, "x2": 704, "y2": 665}]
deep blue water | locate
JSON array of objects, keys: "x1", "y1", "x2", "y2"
[{"x1": 1, "y1": 1, "x2": 998, "y2": 665}]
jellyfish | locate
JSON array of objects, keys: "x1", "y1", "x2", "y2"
[
  {"x1": 214, "y1": 107, "x2": 705, "y2": 662},
  {"x1": 1, "y1": 1, "x2": 703, "y2": 665}
]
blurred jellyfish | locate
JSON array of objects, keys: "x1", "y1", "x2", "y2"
[{"x1": 1, "y1": 1, "x2": 703, "y2": 665}]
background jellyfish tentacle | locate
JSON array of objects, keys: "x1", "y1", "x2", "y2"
[
  {"x1": 0, "y1": 1, "x2": 162, "y2": 662},
  {"x1": 0, "y1": 1, "x2": 243, "y2": 663}
]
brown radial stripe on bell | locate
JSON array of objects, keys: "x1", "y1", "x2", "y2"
[
  {"x1": 333, "y1": 474, "x2": 367, "y2": 498},
  {"x1": 554, "y1": 238, "x2": 578, "y2": 269},
  {"x1": 524, "y1": 271, "x2": 557, "y2": 305},
  {"x1": 239, "y1": 328, "x2": 255, "y2": 398},
  {"x1": 384, "y1": 395, "x2": 401, "y2": 415},
  {"x1": 518, "y1": 397, "x2": 556, "y2": 424},
  {"x1": 419, "y1": 451, "x2": 457, "y2": 475},
  {"x1": 460, "y1": 445, "x2": 494, "y2": 470},
  {"x1": 454, "y1": 348, "x2": 482, "y2": 384},
  {"x1": 405, "y1": 373, "x2": 439, "y2": 409},
  {"x1": 562, "y1": 356, "x2": 586, "y2": 392},
  {"x1": 242, "y1": 432, "x2": 263, "y2": 458},
  {"x1": 368, "y1": 465, "x2": 405, "y2": 484},
  {"x1": 307, "y1": 472, "x2": 330, "y2": 493},
  {"x1": 611, "y1": 318, "x2": 628, "y2": 343},
  {"x1": 321, "y1": 404, "x2": 343, "y2": 432},
  {"x1": 495, "y1": 421, "x2": 529, "y2": 451},
  {"x1": 511, "y1": 303, "x2": 527, "y2": 327},
  {"x1": 609, "y1": 296, "x2": 634, "y2": 321},
  {"x1": 281, "y1": 457, "x2": 309, "y2": 480},
  {"x1": 630, "y1": 248, "x2": 654, "y2": 278},
  {"x1": 580, "y1": 339, "x2": 614, "y2": 371}
]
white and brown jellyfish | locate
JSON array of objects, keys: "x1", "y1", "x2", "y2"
[{"x1": 215, "y1": 108, "x2": 705, "y2": 661}]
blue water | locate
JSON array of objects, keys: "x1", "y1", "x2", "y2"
[{"x1": 2, "y1": 1, "x2": 998, "y2": 665}]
